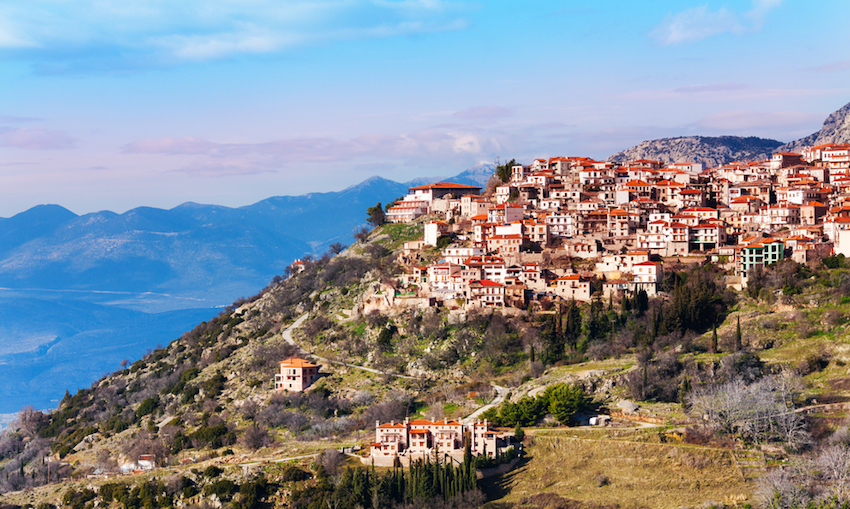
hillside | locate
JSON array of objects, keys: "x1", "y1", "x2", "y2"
[
  {"x1": 3, "y1": 219, "x2": 850, "y2": 508},
  {"x1": 607, "y1": 135, "x2": 783, "y2": 168},
  {"x1": 0, "y1": 174, "x2": 427, "y2": 413},
  {"x1": 777, "y1": 100, "x2": 850, "y2": 153}
]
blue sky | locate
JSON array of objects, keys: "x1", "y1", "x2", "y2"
[{"x1": 0, "y1": 0, "x2": 848, "y2": 217}]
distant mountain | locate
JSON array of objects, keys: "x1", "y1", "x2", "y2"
[
  {"x1": 607, "y1": 136, "x2": 783, "y2": 168},
  {"x1": 445, "y1": 162, "x2": 495, "y2": 187},
  {"x1": 0, "y1": 167, "x2": 488, "y2": 412},
  {"x1": 0, "y1": 176, "x2": 416, "y2": 305},
  {"x1": 778, "y1": 101, "x2": 850, "y2": 153},
  {"x1": 396, "y1": 163, "x2": 494, "y2": 189}
]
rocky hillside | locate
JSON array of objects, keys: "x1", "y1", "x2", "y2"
[
  {"x1": 607, "y1": 135, "x2": 783, "y2": 168},
  {"x1": 607, "y1": 101, "x2": 850, "y2": 168},
  {"x1": 778, "y1": 100, "x2": 850, "y2": 152},
  {"x1": 5, "y1": 219, "x2": 850, "y2": 508}
]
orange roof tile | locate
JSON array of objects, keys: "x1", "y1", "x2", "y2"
[{"x1": 279, "y1": 357, "x2": 318, "y2": 368}]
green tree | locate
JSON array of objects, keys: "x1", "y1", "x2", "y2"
[
  {"x1": 735, "y1": 315, "x2": 743, "y2": 351},
  {"x1": 711, "y1": 323, "x2": 718, "y2": 354},
  {"x1": 367, "y1": 202, "x2": 386, "y2": 226},
  {"x1": 514, "y1": 422, "x2": 525, "y2": 442},
  {"x1": 544, "y1": 383, "x2": 588, "y2": 425},
  {"x1": 496, "y1": 158, "x2": 516, "y2": 182},
  {"x1": 563, "y1": 300, "x2": 582, "y2": 352}
]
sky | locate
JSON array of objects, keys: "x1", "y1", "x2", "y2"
[{"x1": 0, "y1": 0, "x2": 849, "y2": 217}]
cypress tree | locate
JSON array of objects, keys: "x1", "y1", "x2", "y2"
[
  {"x1": 711, "y1": 323, "x2": 718, "y2": 354},
  {"x1": 735, "y1": 315, "x2": 742, "y2": 351}
]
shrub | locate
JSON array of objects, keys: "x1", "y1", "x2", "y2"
[
  {"x1": 593, "y1": 472, "x2": 610, "y2": 487},
  {"x1": 203, "y1": 465, "x2": 223, "y2": 478},
  {"x1": 279, "y1": 464, "x2": 311, "y2": 482},
  {"x1": 203, "y1": 479, "x2": 237, "y2": 500}
]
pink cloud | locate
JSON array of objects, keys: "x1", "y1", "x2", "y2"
[
  {"x1": 0, "y1": 127, "x2": 76, "y2": 150},
  {"x1": 123, "y1": 129, "x2": 499, "y2": 173},
  {"x1": 122, "y1": 136, "x2": 216, "y2": 155},
  {"x1": 453, "y1": 105, "x2": 512, "y2": 119},
  {"x1": 168, "y1": 162, "x2": 278, "y2": 178},
  {"x1": 690, "y1": 110, "x2": 822, "y2": 132},
  {"x1": 811, "y1": 60, "x2": 850, "y2": 73}
]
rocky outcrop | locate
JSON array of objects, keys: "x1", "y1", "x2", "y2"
[
  {"x1": 607, "y1": 135, "x2": 782, "y2": 169},
  {"x1": 778, "y1": 101, "x2": 850, "y2": 153}
]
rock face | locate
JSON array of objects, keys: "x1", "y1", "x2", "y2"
[
  {"x1": 778, "y1": 101, "x2": 850, "y2": 153},
  {"x1": 607, "y1": 135, "x2": 783, "y2": 169}
]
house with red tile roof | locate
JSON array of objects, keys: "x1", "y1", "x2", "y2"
[
  {"x1": 467, "y1": 279, "x2": 505, "y2": 307},
  {"x1": 552, "y1": 274, "x2": 592, "y2": 302},
  {"x1": 368, "y1": 418, "x2": 500, "y2": 466},
  {"x1": 275, "y1": 358, "x2": 320, "y2": 392}
]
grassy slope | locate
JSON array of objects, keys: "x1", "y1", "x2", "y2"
[{"x1": 483, "y1": 433, "x2": 748, "y2": 509}]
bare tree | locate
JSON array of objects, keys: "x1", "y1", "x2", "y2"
[
  {"x1": 688, "y1": 374, "x2": 808, "y2": 445},
  {"x1": 319, "y1": 448, "x2": 345, "y2": 476},
  {"x1": 329, "y1": 242, "x2": 347, "y2": 255},
  {"x1": 815, "y1": 445, "x2": 850, "y2": 501},
  {"x1": 15, "y1": 405, "x2": 42, "y2": 436},
  {"x1": 240, "y1": 424, "x2": 272, "y2": 451},
  {"x1": 755, "y1": 467, "x2": 810, "y2": 509}
]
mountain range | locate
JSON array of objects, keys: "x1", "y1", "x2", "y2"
[{"x1": 0, "y1": 165, "x2": 493, "y2": 414}]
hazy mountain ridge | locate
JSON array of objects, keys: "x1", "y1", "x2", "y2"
[
  {"x1": 607, "y1": 135, "x2": 783, "y2": 168},
  {"x1": 0, "y1": 168, "x2": 483, "y2": 413}
]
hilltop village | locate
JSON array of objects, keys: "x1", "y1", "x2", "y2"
[{"x1": 318, "y1": 144, "x2": 850, "y2": 311}]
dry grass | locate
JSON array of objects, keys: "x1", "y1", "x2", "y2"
[{"x1": 482, "y1": 435, "x2": 751, "y2": 509}]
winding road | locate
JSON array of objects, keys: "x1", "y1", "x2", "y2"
[
  {"x1": 282, "y1": 312, "x2": 507, "y2": 422},
  {"x1": 282, "y1": 312, "x2": 420, "y2": 380}
]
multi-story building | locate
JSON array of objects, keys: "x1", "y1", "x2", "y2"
[
  {"x1": 467, "y1": 279, "x2": 505, "y2": 307},
  {"x1": 552, "y1": 274, "x2": 593, "y2": 302},
  {"x1": 275, "y1": 358, "x2": 320, "y2": 392},
  {"x1": 368, "y1": 418, "x2": 500, "y2": 467},
  {"x1": 738, "y1": 238, "x2": 785, "y2": 278}
]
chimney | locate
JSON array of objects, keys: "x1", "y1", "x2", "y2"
[{"x1": 376, "y1": 420, "x2": 380, "y2": 428}]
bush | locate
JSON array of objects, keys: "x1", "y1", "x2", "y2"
[
  {"x1": 136, "y1": 397, "x2": 159, "y2": 419},
  {"x1": 203, "y1": 479, "x2": 237, "y2": 500},
  {"x1": 593, "y1": 472, "x2": 610, "y2": 487},
  {"x1": 279, "y1": 464, "x2": 311, "y2": 482},
  {"x1": 203, "y1": 465, "x2": 223, "y2": 478}
]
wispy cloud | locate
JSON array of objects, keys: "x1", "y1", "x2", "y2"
[
  {"x1": 689, "y1": 109, "x2": 822, "y2": 133},
  {"x1": 123, "y1": 127, "x2": 501, "y2": 177},
  {"x1": 453, "y1": 106, "x2": 512, "y2": 120},
  {"x1": 810, "y1": 59, "x2": 850, "y2": 74},
  {"x1": 0, "y1": 115, "x2": 42, "y2": 123},
  {"x1": 168, "y1": 162, "x2": 278, "y2": 178},
  {"x1": 619, "y1": 83, "x2": 844, "y2": 102},
  {"x1": 0, "y1": 127, "x2": 76, "y2": 150},
  {"x1": 650, "y1": 0, "x2": 782, "y2": 45},
  {"x1": 0, "y1": 0, "x2": 471, "y2": 70}
]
